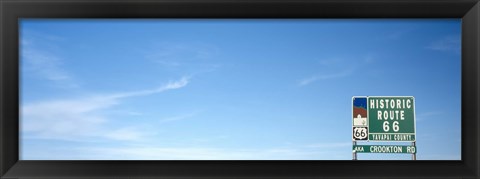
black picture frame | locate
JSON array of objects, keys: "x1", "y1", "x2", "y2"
[{"x1": 1, "y1": 0, "x2": 479, "y2": 178}]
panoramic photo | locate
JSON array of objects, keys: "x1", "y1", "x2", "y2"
[{"x1": 20, "y1": 19, "x2": 461, "y2": 160}]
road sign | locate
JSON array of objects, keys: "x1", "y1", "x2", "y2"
[
  {"x1": 353, "y1": 145, "x2": 416, "y2": 154},
  {"x1": 352, "y1": 97, "x2": 369, "y2": 141},
  {"x1": 352, "y1": 127, "x2": 368, "y2": 140},
  {"x1": 352, "y1": 96, "x2": 416, "y2": 141},
  {"x1": 368, "y1": 96, "x2": 415, "y2": 141}
]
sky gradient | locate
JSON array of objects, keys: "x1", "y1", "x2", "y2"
[{"x1": 20, "y1": 19, "x2": 461, "y2": 160}]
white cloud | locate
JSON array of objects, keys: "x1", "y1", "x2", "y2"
[
  {"x1": 418, "y1": 154, "x2": 461, "y2": 160},
  {"x1": 22, "y1": 49, "x2": 76, "y2": 86},
  {"x1": 416, "y1": 111, "x2": 443, "y2": 122},
  {"x1": 385, "y1": 29, "x2": 412, "y2": 40},
  {"x1": 298, "y1": 55, "x2": 376, "y2": 87},
  {"x1": 363, "y1": 55, "x2": 375, "y2": 63},
  {"x1": 104, "y1": 127, "x2": 151, "y2": 141},
  {"x1": 418, "y1": 111, "x2": 443, "y2": 116},
  {"x1": 426, "y1": 35, "x2": 461, "y2": 53},
  {"x1": 305, "y1": 142, "x2": 352, "y2": 148},
  {"x1": 159, "y1": 110, "x2": 200, "y2": 123},
  {"x1": 69, "y1": 141, "x2": 350, "y2": 160},
  {"x1": 298, "y1": 70, "x2": 353, "y2": 86},
  {"x1": 145, "y1": 43, "x2": 219, "y2": 67},
  {"x1": 69, "y1": 146, "x2": 331, "y2": 160},
  {"x1": 143, "y1": 42, "x2": 222, "y2": 77},
  {"x1": 106, "y1": 76, "x2": 189, "y2": 99},
  {"x1": 318, "y1": 58, "x2": 343, "y2": 66},
  {"x1": 24, "y1": 140, "x2": 353, "y2": 160},
  {"x1": 21, "y1": 77, "x2": 190, "y2": 142},
  {"x1": 21, "y1": 34, "x2": 78, "y2": 88}
]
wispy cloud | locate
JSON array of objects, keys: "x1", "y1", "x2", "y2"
[
  {"x1": 419, "y1": 154, "x2": 461, "y2": 160},
  {"x1": 21, "y1": 33, "x2": 78, "y2": 88},
  {"x1": 104, "y1": 127, "x2": 150, "y2": 141},
  {"x1": 57, "y1": 140, "x2": 352, "y2": 160},
  {"x1": 426, "y1": 35, "x2": 461, "y2": 54},
  {"x1": 363, "y1": 54, "x2": 375, "y2": 63},
  {"x1": 298, "y1": 70, "x2": 353, "y2": 86},
  {"x1": 304, "y1": 142, "x2": 351, "y2": 148},
  {"x1": 159, "y1": 110, "x2": 201, "y2": 123},
  {"x1": 416, "y1": 111, "x2": 443, "y2": 122},
  {"x1": 385, "y1": 28, "x2": 413, "y2": 40},
  {"x1": 318, "y1": 58, "x2": 343, "y2": 66},
  {"x1": 62, "y1": 146, "x2": 334, "y2": 160},
  {"x1": 298, "y1": 54, "x2": 377, "y2": 87},
  {"x1": 22, "y1": 49, "x2": 78, "y2": 88},
  {"x1": 106, "y1": 76, "x2": 189, "y2": 99},
  {"x1": 145, "y1": 42, "x2": 219, "y2": 67},
  {"x1": 21, "y1": 77, "x2": 190, "y2": 142},
  {"x1": 143, "y1": 42, "x2": 223, "y2": 77}
]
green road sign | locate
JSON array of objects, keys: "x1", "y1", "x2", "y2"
[
  {"x1": 353, "y1": 145, "x2": 416, "y2": 154},
  {"x1": 368, "y1": 96, "x2": 415, "y2": 141},
  {"x1": 353, "y1": 96, "x2": 416, "y2": 141}
]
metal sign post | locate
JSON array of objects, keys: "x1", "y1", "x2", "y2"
[
  {"x1": 412, "y1": 141, "x2": 416, "y2": 160},
  {"x1": 352, "y1": 141, "x2": 357, "y2": 160}
]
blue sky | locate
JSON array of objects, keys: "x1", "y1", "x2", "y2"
[{"x1": 20, "y1": 19, "x2": 461, "y2": 160}]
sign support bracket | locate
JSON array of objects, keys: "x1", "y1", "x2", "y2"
[
  {"x1": 412, "y1": 141, "x2": 416, "y2": 160},
  {"x1": 352, "y1": 141, "x2": 357, "y2": 160}
]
